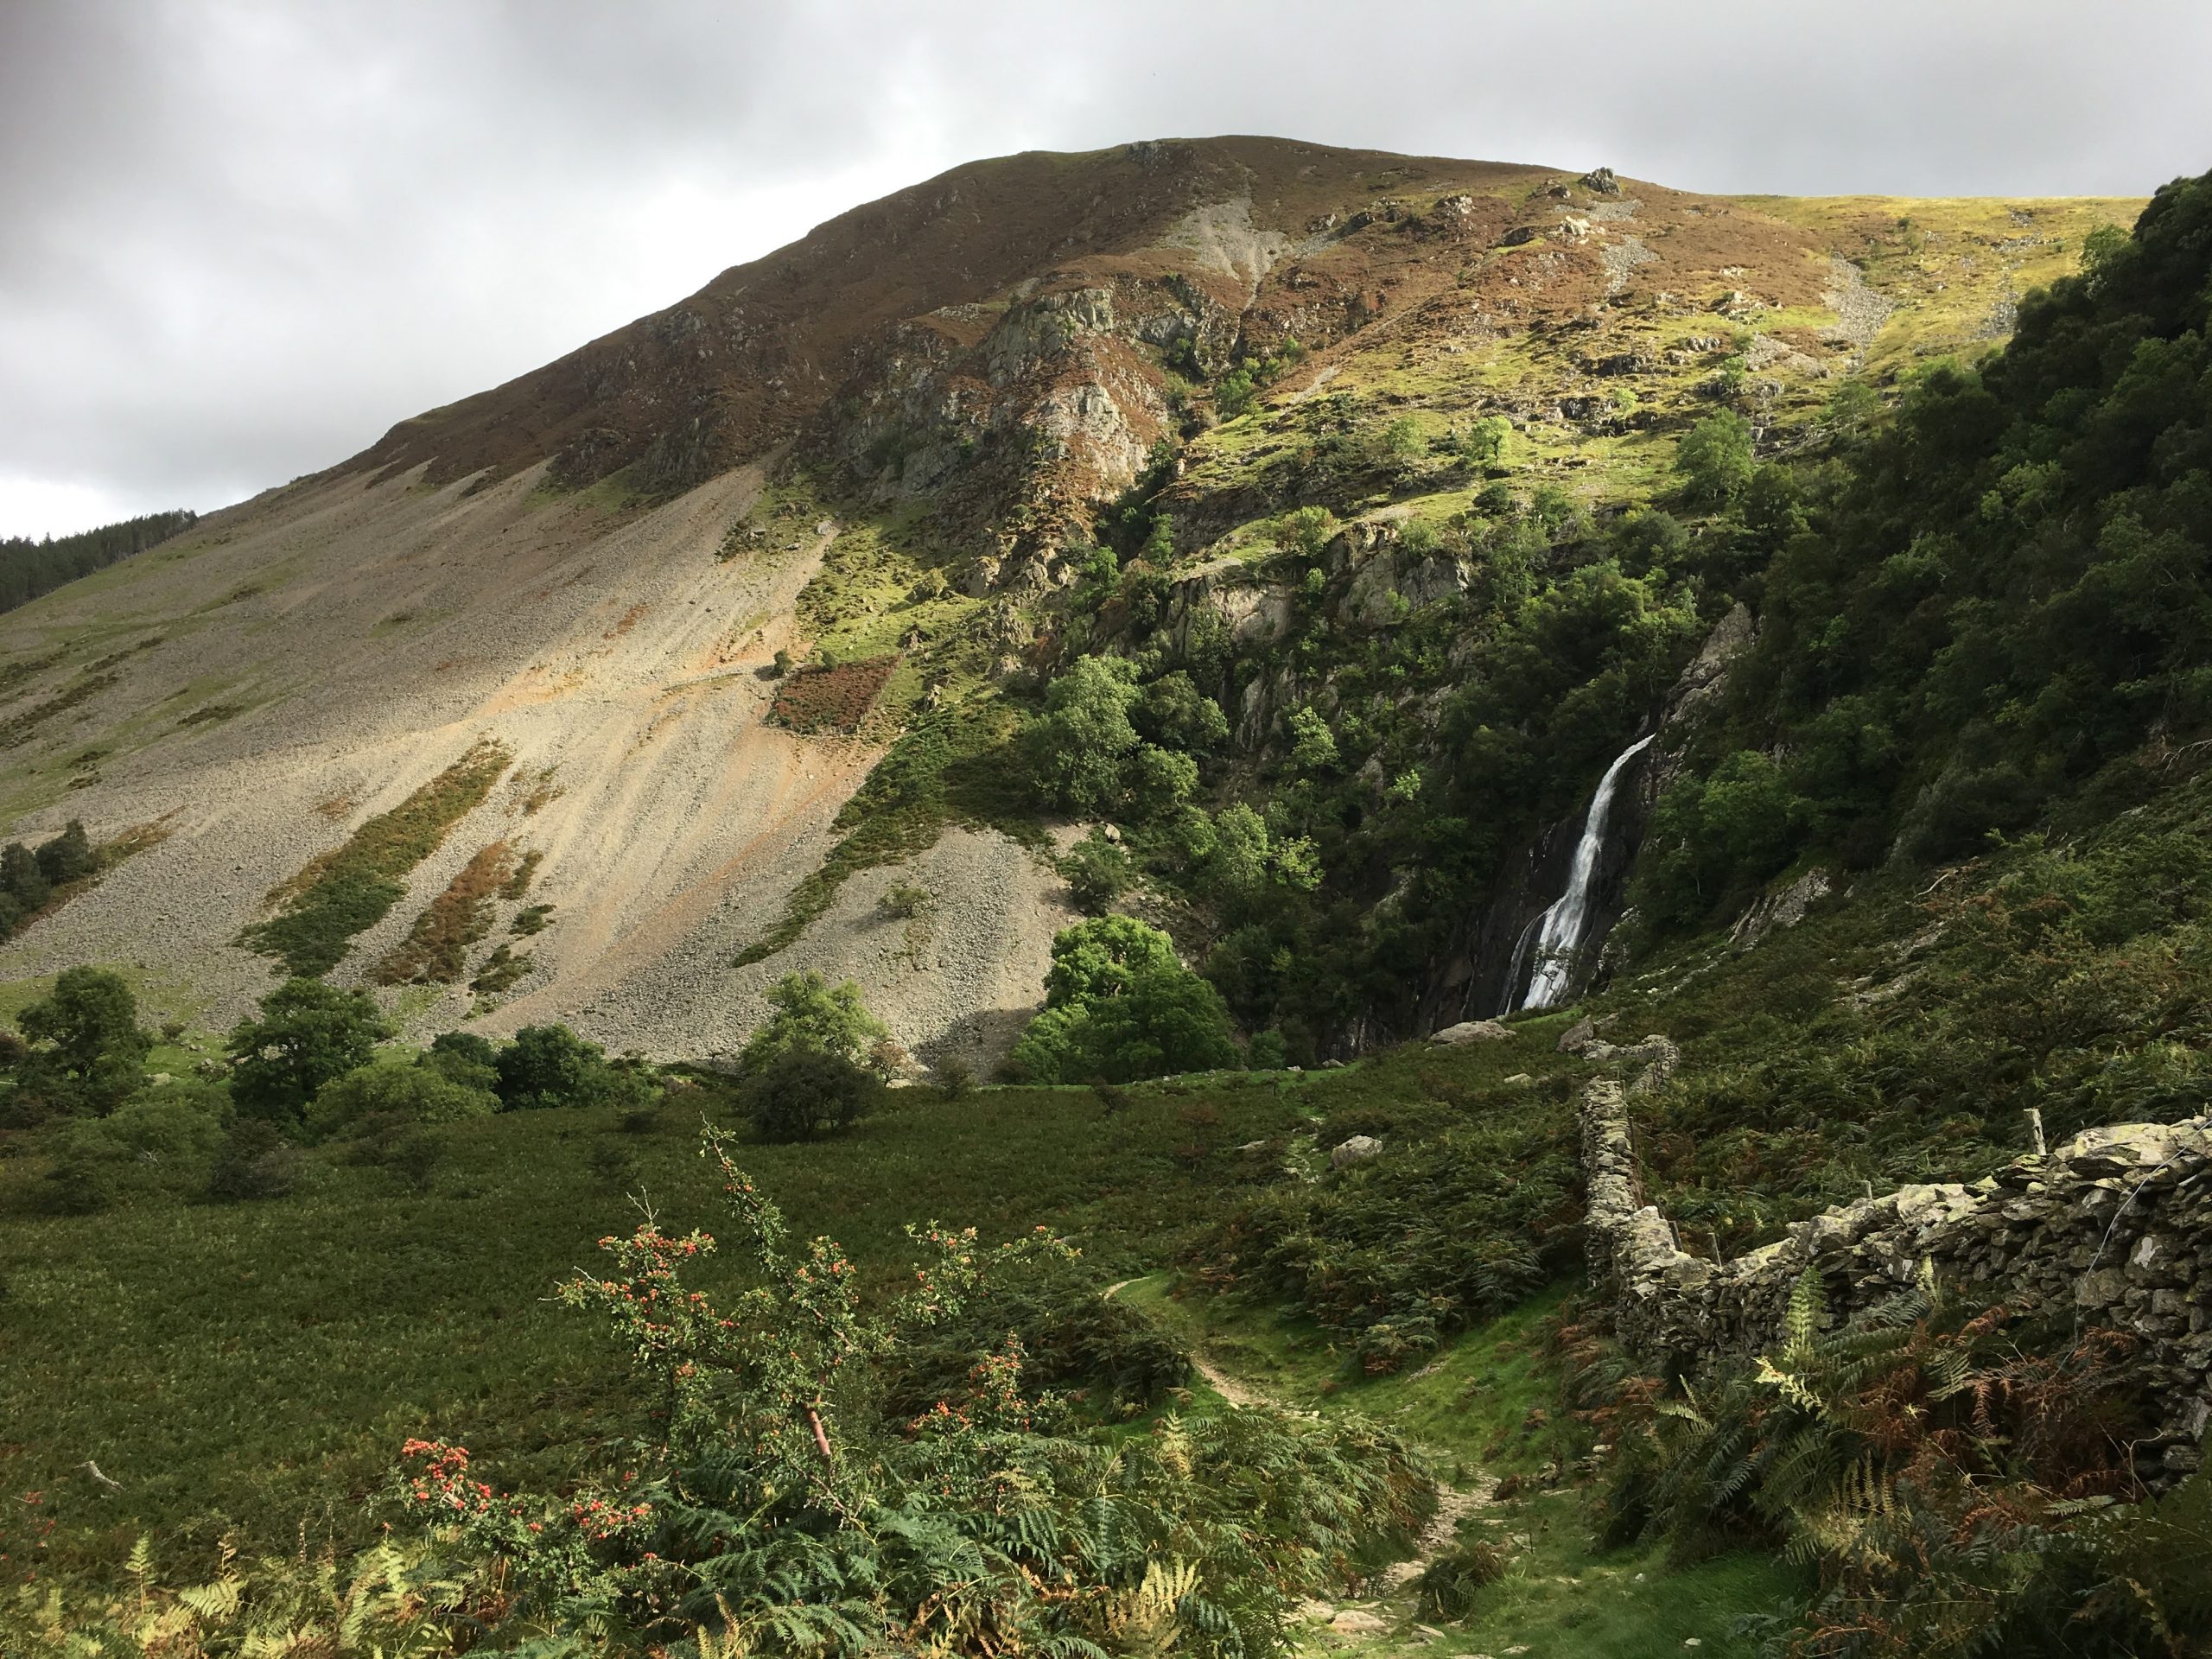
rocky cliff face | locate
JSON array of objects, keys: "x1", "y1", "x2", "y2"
[{"x1": 348, "y1": 139, "x2": 1557, "y2": 558}]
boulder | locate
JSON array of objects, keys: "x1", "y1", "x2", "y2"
[
  {"x1": 1330, "y1": 1135, "x2": 1384, "y2": 1171},
  {"x1": 1429, "y1": 1019, "x2": 1513, "y2": 1046},
  {"x1": 1557, "y1": 1015, "x2": 1599, "y2": 1053},
  {"x1": 2058, "y1": 1123, "x2": 2198, "y2": 1179}
]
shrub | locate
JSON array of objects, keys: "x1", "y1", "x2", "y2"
[
  {"x1": 1414, "y1": 1539, "x2": 1507, "y2": 1620},
  {"x1": 424, "y1": 1029, "x2": 499, "y2": 1087},
  {"x1": 738, "y1": 1045, "x2": 882, "y2": 1142},
  {"x1": 1197, "y1": 1092, "x2": 1577, "y2": 1363},
  {"x1": 878, "y1": 882, "x2": 931, "y2": 920},
  {"x1": 227, "y1": 979, "x2": 392, "y2": 1128},
  {"x1": 306, "y1": 1056, "x2": 498, "y2": 1141},
  {"x1": 734, "y1": 970, "x2": 886, "y2": 1078},
  {"x1": 204, "y1": 1117, "x2": 304, "y2": 1203},
  {"x1": 239, "y1": 741, "x2": 512, "y2": 976},
  {"x1": 1591, "y1": 1272, "x2": 2196, "y2": 1657},
  {"x1": 378, "y1": 1128, "x2": 1432, "y2": 1656},
  {"x1": 882, "y1": 1246, "x2": 1192, "y2": 1417},
  {"x1": 41, "y1": 1085, "x2": 230, "y2": 1212},
  {"x1": 932, "y1": 1054, "x2": 976, "y2": 1098},
  {"x1": 1058, "y1": 829, "x2": 1132, "y2": 913}
]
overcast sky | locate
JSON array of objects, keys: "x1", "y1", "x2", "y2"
[{"x1": 3, "y1": 0, "x2": 2206, "y2": 540}]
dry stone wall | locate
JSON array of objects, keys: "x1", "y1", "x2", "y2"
[{"x1": 1581, "y1": 1038, "x2": 2212, "y2": 1478}]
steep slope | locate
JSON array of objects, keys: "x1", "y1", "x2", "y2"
[{"x1": 0, "y1": 137, "x2": 2139, "y2": 1063}]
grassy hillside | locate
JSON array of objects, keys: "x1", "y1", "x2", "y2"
[
  {"x1": 8, "y1": 153, "x2": 2212, "y2": 1658},
  {"x1": 0, "y1": 1036, "x2": 1554, "y2": 1573}
]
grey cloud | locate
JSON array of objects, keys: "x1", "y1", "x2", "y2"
[{"x1": 2, "y1": 0, "x2": 2207, "y2": 537}]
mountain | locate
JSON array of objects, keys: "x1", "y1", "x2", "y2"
[
  {"x1": 0, "y1": 137, "x2": 2139, "y2": 1070},
  {"x1": 10, "y1": 137, "x2": 2212, "y2": 1657}
]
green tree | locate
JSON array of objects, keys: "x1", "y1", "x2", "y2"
[
  {"x1": 227, "y1": 979, "x2": 392, "y2": 1127},
  {"x1": 1632, "y1": 750, "x2": 1808, "y2": 929},
  {"x1": 1454, "y1": 416, "x2": 1511, "y2": 469},
  {"x1": 1376, "y1": 417, "x2": 1428, "y2": 463},
  {"x1": 1078, "y1": 965, "x2": 1240, "y2": 1082},
  {"x1": 1128, "y1": 744, "x2": 1198, "y2": 815},
  {"x1": 1279, "y1": 505, "x2": 1339, "y2": 563},
  {"x1": 1215, "y1": 368, "x2": 1259, "y2": 417},
  {"x1": 16, "y1": 965, "x2": 152, "y2": 1116},
  {"x1": 738, "y1": 1046, "x2": 883, "y2": 1142},
  {"x1": 34, "y1": 821, "x2": 94, "y2": 887},
  {"x1": 1042, "y1": 916, "x2": 1181, "y2": 1007},
  {"x1": 494, "y1": 1023, "x2": 625, "y2": 1111},
  {"x1": 1135, "y1": 671, "x2": 1229, "y2": 753},
  {"x1": 1140, "y1": 512, "x2": 1178, "y2": 564},
  {"x1": 1014, "y1": 917, "x2": 1238, "y2": 1084},
  {"x1": 1, "y1": 842, "x2": 49, "y2": 910},
  {"x1": 1023, "y1": 655, "x2": 1142, "y2": 814},
  {"x1": 1058, "y1": 830, "x2": 1132, "y2": 913},
  {"x1": 1675, "y1": 410, "x2": 1756, "y2": 510},
  {"x1": 734, "y1": 971, "x2": 887, "y2": 1077},
  {"x1": 1206, "y1": 804, "x2": 1325, "y2": 912},
  {"x1": 1287, "y1": 706, "x2": 1339, "y2": 771}
]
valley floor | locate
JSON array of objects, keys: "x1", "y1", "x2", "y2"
[{"x1": 0, "y1": 1024, "x2": 1796, "y2": 1656}]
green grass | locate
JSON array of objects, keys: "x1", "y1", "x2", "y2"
[
  {"x1": 1126, "y1": 1268, "x2": 1804, "y2": 1656},
  {"x1": 1123, "y1": 1277, "x2": 1567, "y2": 1472},
  {"x1": 1380, "y1": 1495, "x2": 1801, "y2": 1659}
]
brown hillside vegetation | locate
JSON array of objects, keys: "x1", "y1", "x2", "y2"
[{"x1": 350, "y1": 138, "x2": 1560, "y2": 497}]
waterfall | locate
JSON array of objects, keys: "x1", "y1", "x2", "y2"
[{"x1": 1515, "y1": 733, "x2": 1656, "y2": 1013}]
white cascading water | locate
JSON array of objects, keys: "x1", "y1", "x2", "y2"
[{"x1": 1514, "y1": 733, "x2": 1656, "y2": 1012}]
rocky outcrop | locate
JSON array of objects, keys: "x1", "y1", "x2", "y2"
[
  {"x1": 1429, "y1": 1019, "x2": 1513, "y2": 1046},
  {"x1": 1581, "y1": 1046, "x2": 2212, "y2": 1478},
  {"x1": 1729, "y1": 868, "x2": 1832, "y2": 944}
]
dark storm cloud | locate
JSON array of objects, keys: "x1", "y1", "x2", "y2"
[{"x1": 3, "y1": 0, "x2": 2206, "y2": 537}]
